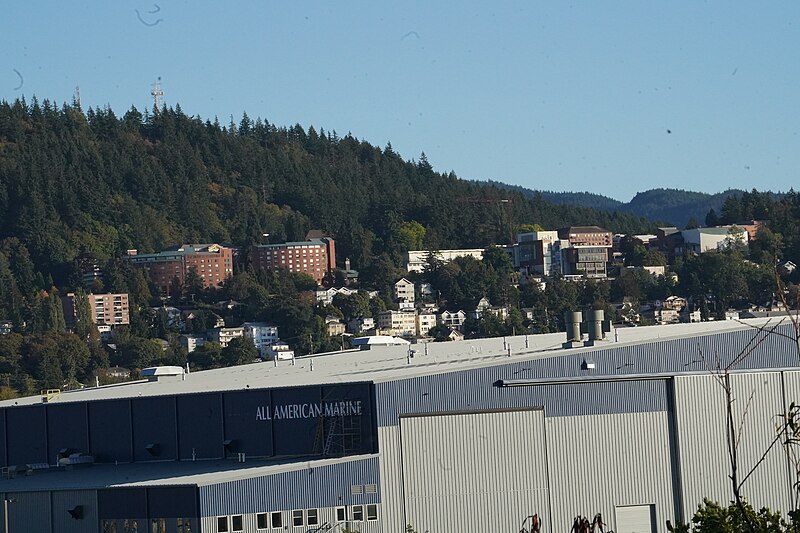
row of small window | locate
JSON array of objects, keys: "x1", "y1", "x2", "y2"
[
  {"x1": 101, "y1": 518, "x2": 192, "y2": 533},
  {"x1": 217, "y1": 505, "x2": 378, "y2": 532}
]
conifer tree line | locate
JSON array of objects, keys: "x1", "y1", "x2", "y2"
[{"x1": 0, "y1": 97, "x2": 799, "y2": 395}]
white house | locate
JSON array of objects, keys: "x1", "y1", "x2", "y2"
[
  {"x1": 242, "y1": 322, "x2": 279, "y2": 357},
  {"x1": 439, "y1": 310, "x2": 467, "y2": 331},
  {"x1": 416, "y1": 311, "x2": 438, "y2": 337},
  {"x1": 347, "y1": 317, "x2": 375, "y2": 335}
]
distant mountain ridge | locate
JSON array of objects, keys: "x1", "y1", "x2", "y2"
[{"x1": 485, "y1": 180, "x2": 754, "y2": 228}]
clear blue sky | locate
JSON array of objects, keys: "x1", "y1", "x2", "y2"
[{"x1": 2, "y1": 1, "x2": 799, "y2": 201}]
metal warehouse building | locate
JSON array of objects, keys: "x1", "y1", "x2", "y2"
[{"x1": 0, "y1": 318, "x2": 798, "y2": 533}]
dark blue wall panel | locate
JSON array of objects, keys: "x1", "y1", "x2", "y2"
[
  {"x1": 89, "y1": 399, "x2": 132, "y2": 463},
  {"x1": 223, "y1": 389, "x2": 273, "y2": 458},
  {"x1": 177, "y1": 393, "x2": 223, "y2": 460},
  {"x1": 46, "y1": 402, "x2": 89, "y2": 459},
  {"x1": 0, "y1": 408, "x2": 6, "y2": 466},
  {"x1": 132, "y1": 397, "x2": 177, "y2": 462},
  {"x1": 0, "y1": 381, "x2": 377, "y2": 467},
  {"x1": 6, "y1": 406, "x2": 46, "y2": 465},
  {"x1": 99, "y1": 488, "x2": 147, "y2": 519},
  {"x1": 271, "y1": 386, "x2": 324, "y2": 456},
  {"x1": 148, "y1": 486, "x2": 198, "y2": 518}
]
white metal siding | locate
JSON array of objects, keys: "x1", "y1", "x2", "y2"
[
  {"x1": 616, "y1": 504, "x2": 655, "y2": 533},
  {"x1": 400, "y1": 409, "x2": 549, "y2": 533},
  {"x1": 378, "y1": 425, "x2": 406, "y2": 532},
  {"x1": 674, "y1": 373, "x2": 791, "y2": 517},
  {"x1": 199, "y1": 506, "x2": 383, "y2": 533},
  {"x1": 546, "y1": 411, "x2": 674, "y2": 533}
]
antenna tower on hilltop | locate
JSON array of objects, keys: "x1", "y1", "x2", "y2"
[{"x1": 151, "y1": 77, "x2": 164, "y2": 110}]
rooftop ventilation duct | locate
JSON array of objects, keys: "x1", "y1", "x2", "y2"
[
  {"x1": 585, "y1": 310, "x2": 606, "y2": 346},
  {"x1": 562, "y1": 311, "x2": 583, "y2": 349}
]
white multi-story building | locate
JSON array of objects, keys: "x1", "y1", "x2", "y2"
[
  {"x1": 376, "y1": 310, "x2": 417, "y2": 337},
  {"x1": 394, "y1": 278, "x2": 415, "y2": 302},
  {"x1": 179, "y1": 335, "x2": 206, "y2": 353},
  {"x1": 682, "y1": 227, "x2": 744, "y2": 254},
  {"x1": 242, "y1": 322, "x2": 279, "y2": 357},
  {"x1": 416, "y1": 311, "x2": 438, "y2": 337},
  {"x1": 207, "y1": 327, "x2": 244, "y2": 349},
  {"x1": 405, "y1": 249, "x2": 486, "y2": 273}
]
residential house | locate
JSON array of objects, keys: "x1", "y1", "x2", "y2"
[
  {"x1": 242, "y1": 322, "x2": 279, "y2": 357},
  {"x1": 394, "y1": 278, "x2": 415, "y2": 302},
  {"x1": 315, "y1": 286, "x2": 358, "y2": 305},
  {"x1": 179, "y1": 335, "x2": 205, "y2": 353},
  {"x1": 416, "y1": 311, "x2": 438, "y2": 337},
  {"x1": 438, "y1": 310, "x2": 467, "y2": 332},
  {"x1": 347, "y1": 317, "x2": 375, "y2": 335},
  {"x1": 0, "y1": 321, "x2": 11, "y2": 335},
  {"x1": 325, "y1": 317, "x2": 346, "y2": 337},
  {"x1": 207, "y1": 327, "x2": 244, "y2": 348}
]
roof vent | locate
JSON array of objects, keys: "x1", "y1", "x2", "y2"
[{"x1": 140, "y1": 366, "x2": 185, "y2": 382}]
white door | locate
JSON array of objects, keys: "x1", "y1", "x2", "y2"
[{"x1": 616, "y1": 505, "x2": 655, "y2": 533}]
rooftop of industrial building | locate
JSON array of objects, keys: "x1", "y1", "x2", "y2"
[
  {"x1": 0, "y1": 453, "x2": 377, "y2": 492},
  {"x1": 1, "y1": 316, "x2": 797, "y2": 408}
]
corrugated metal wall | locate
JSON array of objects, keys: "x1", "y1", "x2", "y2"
[
  {"x1": 199, "y1": 456, "x2": 380, "y2": 516},
  {"x1": 377, "y1": 425, "x2": 406, "y2": 532},
  {"x1": 3, "y1": 491, "x2": 51, "y2": 533},
  {"x1": 674, "y1": 373, "x2": 792, "y2": 517},
  {"x1": 51, "y1": 490, "x2": 98, "y2": 533},
  {"x1": 377, "y1": 375, "x2": 670, "y2": 426},
  {"x1": 199, "y1": 505, "x2": 384, "y2": 533},
  {"x1": 547, "y1": 411, "x2": 676, "y2": 533},
  {"x1": 400, "y1": 409, "x2": 549, "y2": 533}
]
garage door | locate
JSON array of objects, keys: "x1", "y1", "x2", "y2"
[
  {"x1": 400, "y1": 409, "x2": 549, "y2": 533},
  {"x1": 616, "y1": 504, "x2": 655, "y2": 533}
]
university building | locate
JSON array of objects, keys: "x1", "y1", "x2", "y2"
[
  {"x1": 251, "y1": 237, "x2": 335, "y2": 285},
  {"x1": 125, "y1": 244, "x2": 234, "y2": 293}
]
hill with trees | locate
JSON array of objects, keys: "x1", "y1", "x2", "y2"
[{"x1": 486, "y1": 180, "x2": 781, "y2": 228}]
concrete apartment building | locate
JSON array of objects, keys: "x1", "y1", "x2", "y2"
[
  {"x1": 62, "y1": 293, "x2": 130, "y2": 330},
  {"x1": 125, "y1": 244, "x2": 234, "y2": 293},
  {"x1": 376, "y1": 310, "x2": 417, "y2": 337},
  {"x1": 251, "y1": 238, "x2": 335, "y2": 285}
]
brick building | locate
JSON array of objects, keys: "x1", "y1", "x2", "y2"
[
  {"x1": 125, "y1": 244, "x2": 234, "y2": 294},
  {"x1": 251, "y1": 238, "x2": 335, "y2": 285}
]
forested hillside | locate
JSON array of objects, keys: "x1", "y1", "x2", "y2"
[
  {"x1": 489, "y1": 180, "x2": 772, "y2": 228},
  {"x1": 0, "y1": 98, "x2": 656, "y2": 289}
]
